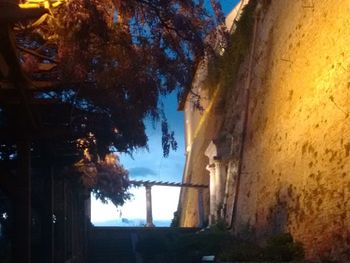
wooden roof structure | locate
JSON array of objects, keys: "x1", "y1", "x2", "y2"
[
  {"x1": 0, "y1": 2, "x2": 57, "y2": 141},
  {"x1": 0, "y1": 2, "x2": 102, "y2": 164},
  {"x1": 130, "y1": 180, "x2": 208, "y2": 189}
]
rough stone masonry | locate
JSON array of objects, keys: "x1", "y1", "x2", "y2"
[
  {"x1": 180, "y1": 0, "x2": 350, "y2": 261},
  {"x1": 232, "y1": 0, "x2": 350, "y2": 260}
]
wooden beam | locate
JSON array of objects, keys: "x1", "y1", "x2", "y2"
[
  {"x1": 17, "y1": 45, "x2": 59, "y2": 64},
  {"x1": 0, "y1": 26, "x2": 38, "y2": 129},
  {"x1": 0, "y1": 4, "x2": 47, "y2": 24},
  {"x1": 12, "y1": 140, "x2": 31, "y2": 263},
  {"x1": 42, "y1": 163, "x2": 54, "y2": 263},
  {"x1": 0, "y1": 126, "x2": 72, "y2": 142},
  {"x1": 0, "y1": 167, "x2": 16, "y2": 198},
  {"x1": 129, "y1": 180, "x2": 209, "y2": 188},
  {"x1": 54, "y1": 178, "x2": 67, "y2": 263}
]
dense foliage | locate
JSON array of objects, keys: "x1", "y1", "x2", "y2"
[
  {"x1": 76, "y1": 152, "x2": 131, "y2": 206},
  {"x1": 20, "y1": 0, "x2": 224, "y2": 155},
  {"x1": 7, "y1": 0, "x2": 225, "y2": 205},
  {"x1": 135, "y1": 230, "x2": 304, "y2": 263}
]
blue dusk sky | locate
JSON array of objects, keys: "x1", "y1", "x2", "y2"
[{"x1": 91, "y1": 0, "x2": 240, "y2": 226}]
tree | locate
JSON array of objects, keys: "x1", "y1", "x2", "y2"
[{"x1": 2, "y1": 0, "x2": 225, "y2": 205}]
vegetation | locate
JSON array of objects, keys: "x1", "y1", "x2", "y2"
[
  {"x1": 136, "y1": 229, "x2": 231, "y2": 263},
  {"x1": 0, "y1": 240, "x2": 11, "y2": 263},
  {"x1": 170, "y1": 210, "x2": 180, "y2": 227},
  {"x1": 263, "y1": 233, "x2": 304, "y2": 261},
  {"x1": 17, "y1": 0, "x2": 225, "y2": 157},
  {"x1": 218, "y1": 233, "x2": 304, "y2": 262},
  {"x1": 135, "y1": 230, "x2": 304, "y2": 262},
  {"x1": 204, "y1": 0, "x2": 259, "y2": 98},
  {"x1": 1, "y1": 0, "x2": 226, "y2": 206}
]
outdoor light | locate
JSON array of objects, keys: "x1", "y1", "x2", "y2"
[
  {"x1": 1, "y1": 212, "x2": 8, "y2": 220},
  {"x1": 19, "y1": 0, "x2": 65, "y2": 9},
  {"x1": 17, "y1": 0, "x2": 66, "y2": 29},
  {"x1": 52, "y1": 214, "x2": 57, "y2": 224}
]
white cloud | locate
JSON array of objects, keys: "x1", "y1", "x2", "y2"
[{"x1": 91, "y1": 186, "x2": 180, "y2": 224}]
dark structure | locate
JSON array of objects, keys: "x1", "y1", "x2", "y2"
[
  {"x1": 0, "y1": 2, "x2": 91, "y2": 262},
  {"x1": 0, "y1": 0, "x2": 221, "y2": 261}
]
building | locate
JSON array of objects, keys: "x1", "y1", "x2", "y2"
[
  {"x1": 178, "y1": 0, "x2": 350, "y2": 260},
  {"x1": 0, "y1": 2, "x2": 91, "y2": 262}
]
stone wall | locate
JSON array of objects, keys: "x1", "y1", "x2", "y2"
[
  {"x1": 179, "y1": 85, "x2": 224, "y2": 226},
  {"x1": 231, "y1": 0, "x2": 350, "y2": 260},
  {"x1": 180, "y1": 0, "x2": 350, "y2": 260}
]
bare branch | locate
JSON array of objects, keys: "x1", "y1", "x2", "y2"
[{"x1": 17, "y1": 45, "x2": 59, "y2": 64}]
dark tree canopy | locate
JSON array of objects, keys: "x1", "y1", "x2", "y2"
[
  {"x1": 1, "y1": 0, "x2": 225, "y2": 205},
  {"x1": 19, "y1": 0, "x2": 224, "y2": 154}
]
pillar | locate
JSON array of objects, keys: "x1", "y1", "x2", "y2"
[
  {"x1": 145, "y1": 185, "x2": 155, "y2": 227},
  {"x1": 206, "y1": 164, "x2": 216, "y2": 225},
  {"x1": 205, "y1": 140, "x2": 229, "y2": 225},
  {"x1": 54, "y1": 177, "x2": 66, "y2": 263},
  {"x1": 42, "y1": 164, "x2": 54, "y2": 263},
  {"x1": 12, "y1": 140, "x2": 31, "y2": 263}
]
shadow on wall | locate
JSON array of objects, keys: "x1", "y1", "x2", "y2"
[
  {"x1": 235, "y1": 185, "x2": 290, "y2": 243},
  {"x1": 235, "y1": 181, "x2": 350, "y2": 261}
]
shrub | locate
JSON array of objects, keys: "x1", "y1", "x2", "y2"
[
  {"x1": 218, "y1": 240, "x2": 263, "y2": 262},
  {"x1": 136, "y1": 233, "x2": 168, "y2": 262},
  {"x1": 217, "y1": 233, "x2": 304, "y2": 262},
  {"x1": 262, "y1": 233, "x2": 305, "y2": 261}
]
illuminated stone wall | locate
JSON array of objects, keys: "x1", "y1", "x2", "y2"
[
  {"x1": 179, "y1": 84, "x2": 224, "y2": 227},
  {"x1": 232, "y1": 0, "x2": 350, "y2": 260},
  {"x1": 180, "y1": 0, "x2": 350, "y2": 260},
  {"x1": 178, "y1": 3, "x2": 248, "y2": 227}
]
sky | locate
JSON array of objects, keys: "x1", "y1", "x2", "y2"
[
  {"x1": 91, "y1": 0, "x2": 240, "y2": 227},
  {"x1": 91, "y1": 93, "x2": 184, "y2": 225}
]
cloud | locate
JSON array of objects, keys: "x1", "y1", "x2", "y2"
[{"x1": 128, "y1": 167, "x2": 157, "y2": 178}]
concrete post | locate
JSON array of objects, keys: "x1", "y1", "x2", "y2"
[
  {"x1": 145, "y1": 185, "x2": 155, "y2": 227},
  {"x1": 206, "y1": 164, "x2": 216, "y2": 225}
]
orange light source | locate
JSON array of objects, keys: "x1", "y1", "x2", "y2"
[{"x1": 19, "y1": 0, "x2": 65, "y2": 9}]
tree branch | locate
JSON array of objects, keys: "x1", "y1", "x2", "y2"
[{"x1": 17, "y1": 45, "x2": 59, "y2": 64}]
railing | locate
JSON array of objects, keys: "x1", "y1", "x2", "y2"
[{"x1": 128, "y1": 180, "x2": 209, "y2": 227}]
